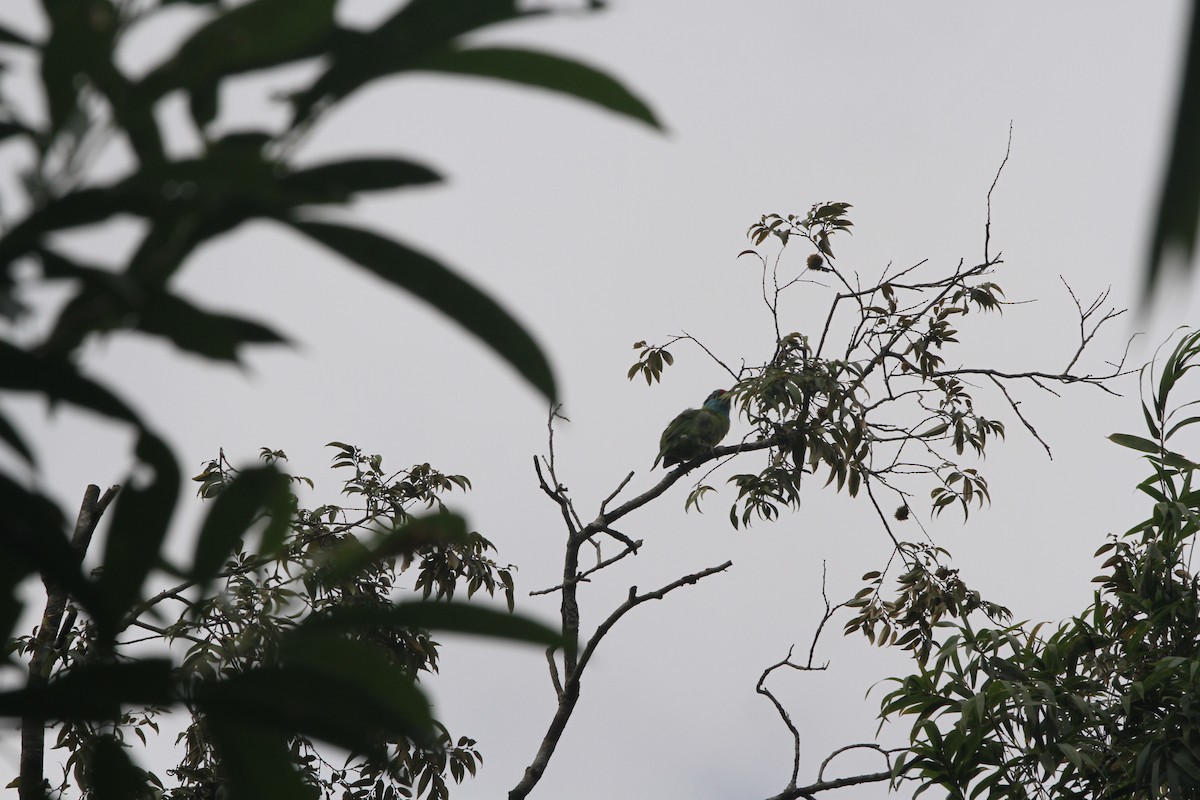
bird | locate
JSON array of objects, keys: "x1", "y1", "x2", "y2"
[{"x1": 653, "y1": 389, "x2": 732, "y2": 469}]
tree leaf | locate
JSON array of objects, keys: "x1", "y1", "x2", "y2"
[
  {"x1": 0, "y1": 407, "x2": 34, "y2": 465},
  {"x1": 0, "y1": 23, "x2": 34, "y2": 47},
  {"x1": 133, "y1": 290, "x2": 289, "y2": 362},
  {"x1": 415, "y1": 47, "x2": 661, "y2": 129},
  {"x1": 1145, "y1": 3, "x2": 1200, "y2": 299},
  {"x1": 203, "y1": 716, "x2": 310, "y2": 800},
  {"x1": 192, "y1": 464, "x2": 291, "y2": 589},
  {"x1": 87, "y1": 736, "x2": 151, "y2": 800},
  {"x1": 289, "y1": 219, "x2": 556, "y2": 400},
  {"x1": 319, "y1": 511, "x2": 471, "y2": 584},
  {"x1": 98, "y1": 432, "x2": 179, "y2": 636},
  {"x1": 0, "y1": 341, "x2": 141, "y2": 425},
  {"x1": 305, "y1": 600, "x2": 568, "y2": 651},
  {"x1": 1107, "y1": 433, "x2": 1162, "y2": 454},
  {"x1": 288, "y1": 0, "x2": 537, "y2": 124},
  {"x1": 196, "y1": 642, "x2": 435, "y2": 753},
  {"x1": 0, "y1": 659, "x2": 173, "y2": 718},
  {"x1": 138, "y1": 0, "x2": 337, "y2": 101},
  {"x1": 280, "y1": 157, "x2": 442, "y2": 203}
]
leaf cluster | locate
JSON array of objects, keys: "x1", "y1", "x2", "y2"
[
  {"x1": 880, "y1": 330, "x2": 1200, "y2": 800},
  {"x1": 11, "y1": 444, "x2": 550, "y2": 800},
  {"x1": 0, "y1": 3, "x2": 656, "y2": 798}
]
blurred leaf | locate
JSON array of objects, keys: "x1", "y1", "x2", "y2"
[
  {"x1": 320, "y1": 511, "x2": 470, "y2": 584},
  {"x1": 39, "y1": 250, "x2": 288, "y2": 359},
  {"x1": 134, "y1": 290, "x2": 289, "y2": 361},
  {"x1": 0, "y1": 188, "x2": 133, "y2": 267},
  {"x1": 290, "y1": 220, "x2": 556, "y2": 400},
  {"x1": 0, "y1": 120, "x2": 39, "y2": 145},
  {"x1": 289, "y1": 0, "x2": 538, "y2": 123},
  {"x1": 416, "y1": 47, "x2": 661, "y2": 129},
  {"x1": 0, "y1": 23, "x2": 34, "y2": 47},
  {"x1": 279, "y1": 157, "x2": 442, "y2": 203},
  {"x1": 0, "y1": 341, "x2": 141, "y2": 425},
  {"x1": 0, "y1": 407, "x2": 34, "y2": 465},
  {"x1": 0, "y1": 472, "x2": 104, "y2": 639},
  {"x1": 87, "y1": 736, "x2": 150, "y2": 800},
  {"x1": 39, "y1": 0, "x2": 120, "y2": 138},
  {"x1": 98, "y1": 432, "x2": 179, "y2": 634},
  {"x1": 305, "y1": 600, "x2": 568, "y2": 651},
  {"x1": 139, "y1": 0, "x2": 337, "y2": 101},
  {"x1": 1146, "y1": 2, "x2": 1200, "y2": 299},
  {"x1": 192, "y1": 464, "x2": 291, "y2": 588},
  {"x1": 196, "y1": 639, "x2": 435, "y2": 754},
  {"x1": 0, "y1": 659, "x2": 173, "y2": 718},
  {"x1": 204, "y1": 716, "x2": 309, "y2": 800}
]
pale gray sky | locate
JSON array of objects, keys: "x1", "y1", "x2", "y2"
[{"x1": 2, "y1": 2, "x2": 1197, "y2": 798}]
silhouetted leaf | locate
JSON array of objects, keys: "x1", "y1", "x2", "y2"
[
  {"x1": 139, "y1": 0, "x2": 336, "y2": 101},
  {"x1": 0, "y1": 188, "x2": 130, "y2": 267},
  {"x1": 0, "y1": 473, "x2": 94, "y2": 638},
  {"x1": 204, "y1": 716, "x2": 309, "y2": 800},
  {"x1": 417, "y1": 47, "x2": 661, "y2": 129},
  {"x1": 0, "y1": 341, "x2": 141, "y2": 424},
  {"x1": 98, "y1": 432, "x2": 179, "y2": 634},
  {"x1": 192, "y1": 464, "x2": 290, "y2": 588},
  {"x1": 0, "y1": 23, "x2": 33, "y2": 47},
  {"x1": 306, "y1": 600, "x2": 567, "y2": 651},
  {"x1": 289, "y1": 0, "x2": 538, "y2": 123},
  {"x1": 135, "y1": 290, "x2": 289, "y2": 361},
  {"x1": 39, "y1": 0, "x2": 119, "y2": 138},
  {"x1": 196, "y1": 641, "x2": 434, "y2": 753},
  {"x1": 319, "y1": 511, "x2": 470, "y2": 585},
  {"x1": 280, "y1": 157, "x2": 442, "y2": 203},
  {"x1": 0, "y1": 408, "x2": 33, "y2": 465},
  {"x1": 1147, "y1": 3, "x2": 1200, "y2": 299},
  {"x1": 290, "y1": 220, "x2": 556, "y2": 400},
  {"x1": 0, "y1": 659, "x2": 173, "y2": 718},
  {"x1": 86, "y1": 736, "x2": 150, "y2": 800},
  {"x1": 0, "y1": 121, "x2": 38, "y2": 144}
]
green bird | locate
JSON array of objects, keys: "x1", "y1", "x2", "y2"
[{"x1": 653, "y1": 389, "x2": 732, "y2": 469}]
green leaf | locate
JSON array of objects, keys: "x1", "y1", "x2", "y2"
[
  {"x1": 0, "y1": 473, "x2": 107, "y2": 639},
  {"x1": 133, "y1": 290, "x2": 289, "y2": 362},
  {"x1": 288, "y1": 0, "x2": 537, "y2": 123},
  {"x1": 138, "y1": 0, "x2": 337, "y2": 101},
  {"x1": 0, "y1": 342, "x2": 141, "y2": 425},
  {"x1": 1145, "y1": 3, "x2": 1200, "y2": 299},
  {"x1": 0, "y1": 408, "x2": 34, "y2": 465},
  {"x1": 415, "y1": 47, "x2": 661, "y2": 129},
  {"x1": 0, "y1": 23, "x2": 34, "y2": 47},
  {"x1": 320, "y1": 512, "x2": 471, "y2": 584},
  {"x1": 305, "y1": 600, "x2": 568, "y2": 651},
  {"x1": 0, "y1": 659, "x2": 173, "y2": 718},
  {"x1": 1108, "y1": 433, "x2": 1163, "y2": 454},
  {"x1": 0, "y1": 188, "x2": 130, "y2": 267},
  {"x1": 39, "y1": 0, "x2": 120, "y2": 139},
  {"x1": 86, "y1": 736, "x2": 151, "y2": 800},
  {"x1": 203, "y1": 716, "x2": 310, "y2": 800},
  {"x1": 196, "y1": 639, "x2": 435, "y2": 753},
  {"x1": 289, "y1": 219, "x2": 556, "y2": 400},
  {"x1": 98, "y1": 432, "x2": 179, "y2": 635},
  {"x1": 192, "y1": 464, "x2": 291, "y2": 588},
  {"x1": 280, "y1": 158, "x2": 442, "y2": 203}
]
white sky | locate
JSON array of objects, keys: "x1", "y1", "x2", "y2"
[{"x1": 2, "y1": 1, "x2": 1198, "y2": 798}]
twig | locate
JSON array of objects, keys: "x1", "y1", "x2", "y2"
[
  {"x1": 984, "y1": 122, "x2": 1013, "y2": 264},
  {"x1": 989, "y1": 376, "x2": 1053, "y2": 459}
]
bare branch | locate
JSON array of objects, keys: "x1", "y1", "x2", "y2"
[{"x1": 984, "y1": 121, "x2": 1014, "y2": 264}]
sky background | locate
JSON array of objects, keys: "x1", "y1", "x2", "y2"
[{"x1": 2, "y1": 1, "x2": 1199, "y2": 798}]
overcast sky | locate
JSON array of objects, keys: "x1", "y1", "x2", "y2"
[{"x1": 2, "y1": 1, "x2": 1198, "y2": 798}]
